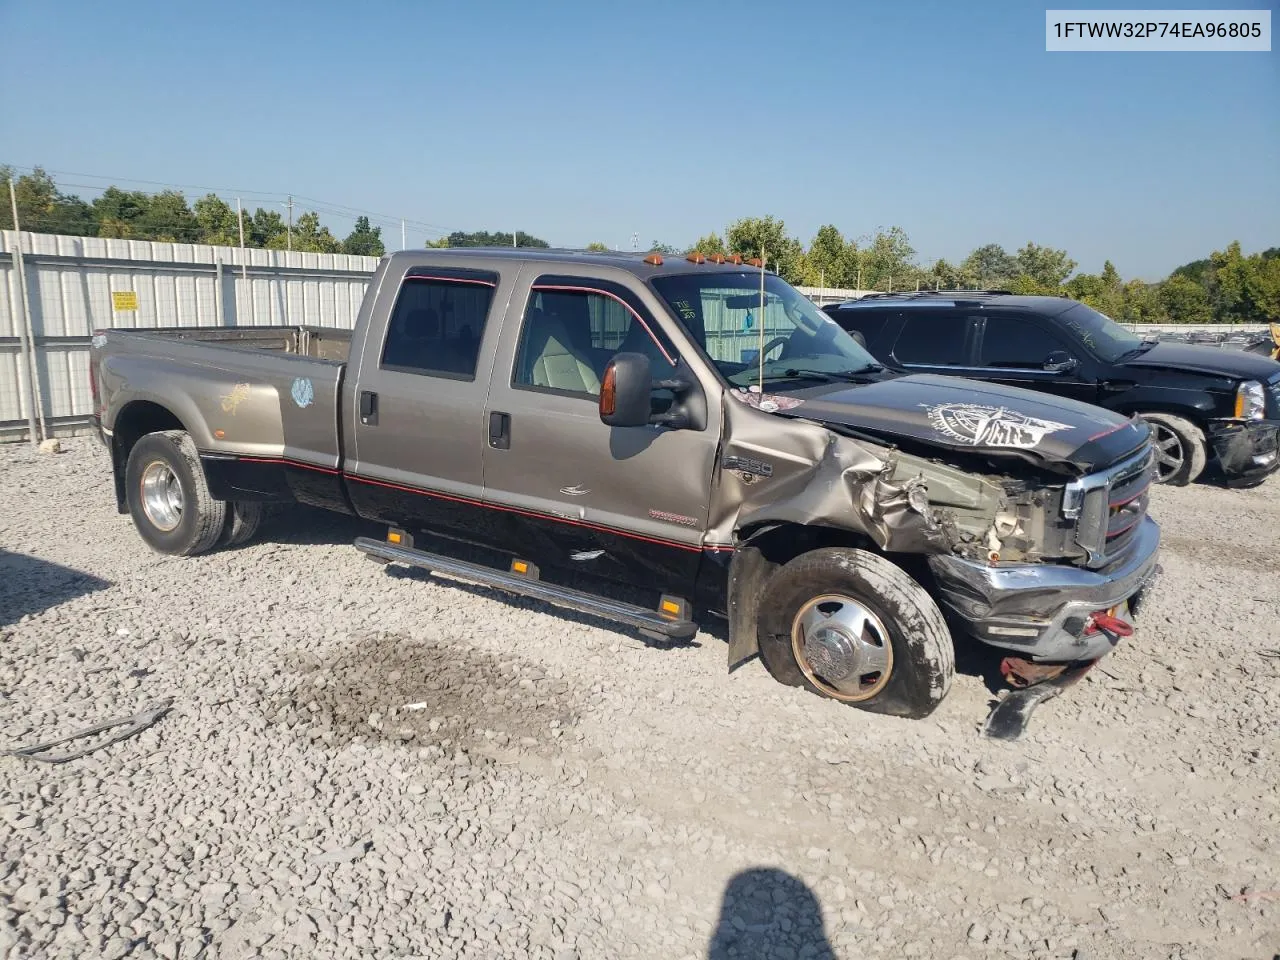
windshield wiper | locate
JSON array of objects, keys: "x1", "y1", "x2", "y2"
[
  {"x1": 1116, "y1": 341, "x2": 1158, "y2": 361},
  {"x1": 781, "y1": 365, "x2": 884, "y2": 380}
]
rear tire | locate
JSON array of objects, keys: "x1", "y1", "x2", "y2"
[
  {"x1": 219, "y1": 501, "x2": 266, "y2": 548},
  {"x1": 1141, "y1": 413, "x2": 1207, "y2": 486},
  {"x1": 125, "y1": 431, "x2": 226, "y2": 556},
  {"x1": 756, "y1": 547, "x2": 954, "y2": 718}
]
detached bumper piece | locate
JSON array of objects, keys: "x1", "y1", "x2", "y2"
[
  {"x1": 982, "y1": 661, "x2": 1095, "y2": 741},
  {"x1": 353, "y1": 536, "x2": 698, "y2": 641},
  {"x1": 1209, "y1": 419, "x2": 1279, "y2": 487}
]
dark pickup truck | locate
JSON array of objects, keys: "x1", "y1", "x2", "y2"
[
  {"x1": 825, "y1": 292, "x2": 1280, "y2": 487},
  {"x1": 90, "y1": 250, "x2": 1161, "y2": 722}
]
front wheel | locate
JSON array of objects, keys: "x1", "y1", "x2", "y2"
[
  {"x1": 1141, "y1": 413, "x2": 1207, "y2": 486},
  {"x1": 125, "y1": 431, "x2": 227, "y2": 556},
  {"x1": 756, "y1": 547, "x2": 955, "y2": 718}
]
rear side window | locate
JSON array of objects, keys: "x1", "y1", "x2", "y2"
[
  {"x1": 381, "y1": 270, "x2": 498, "y2": 379},
  {"x1": 893, "y1": 313, "x2": 970, "y2": 365},
  {"x1": 979, "y1": 314, "x2": 1069, "y2": 368}
]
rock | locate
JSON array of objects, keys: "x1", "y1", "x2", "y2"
[{"x1": 38, "y1": 438, "x2": 62, "y2": 454}]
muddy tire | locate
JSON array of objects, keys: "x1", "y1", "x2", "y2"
[
  {"x1": 756, "y1": 547, "x2": 954, "y2": 718},
  {"x1": 1141, "y1": 413, "x2": 1207, "y2": 486},
  {"x1": 219, "y1": 501, "x2": 266, "y2": 548},
  {"x1": 125, "y1": 430, "x2": 227, "y2": 556}
]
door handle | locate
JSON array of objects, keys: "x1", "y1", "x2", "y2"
[
  {"x1": 488, "y1": 411, "x2": 510, "y2": 450},
  {"x1": 359, "y1": 390, "x2": 378, "y2": 426}
]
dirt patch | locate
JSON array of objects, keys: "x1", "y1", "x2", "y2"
[{"x1": 273, "y1": 631, "x2": 578, "y2": 752}]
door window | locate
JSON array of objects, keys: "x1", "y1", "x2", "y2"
[
  {"x1": 893, "y1": 312, "x2": 971, "y2": 365},
  {"x1": 513, "y1": 282, "x2": 677, "y2": 398},
  {"x1": 381, "y1": 271, "x2": 498, "y2": 379},
  {"x1": 979, "y1": 314, "x2": 1069, "y2": 369}
]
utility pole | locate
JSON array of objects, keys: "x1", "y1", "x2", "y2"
[
  {"x1": 283, "y1": 195, "x2": 294, "y2": 251},
  {"x1": 8, "y1": 177, "x2": 46, "y2": 445},
  {"x1": 236, "y1": 198, "x2": 247, "y2": 280},
  {"x1": 513, "y1": 230, "x2": 518, "y2": 249},
  {"x1": 631, "y1": 232, "x2": 638, "y2": 252},
  {"x1": 401, "y1": 219, "x2": 407, "y2": 251}
]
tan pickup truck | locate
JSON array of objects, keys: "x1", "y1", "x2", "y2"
[{"x1": 91, "y1": 248, "x2": 1161, "y2": 731}]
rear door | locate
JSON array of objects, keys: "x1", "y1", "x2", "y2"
[
  {"x1": 480, "y1": 266, "x2": 720, "y2": 597},
  {"x1": 344, "y1": 261, "x2": 515, "y2": 542},
  {"x1": 973, "y1": 311, "x2": 1099, "y2": 405}
]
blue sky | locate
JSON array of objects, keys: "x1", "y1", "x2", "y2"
[{"x1": 1, "y1": 0, "x2": 1275, "y2": 279}]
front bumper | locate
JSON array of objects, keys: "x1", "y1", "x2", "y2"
[
  {"x1": 1208, "y1": 419, "x2": 1279, "y2": 487},
  {"x1": 928, "y1": 516, "x2": 1161, "y2": 662}
]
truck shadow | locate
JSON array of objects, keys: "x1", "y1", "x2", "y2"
[{"x1": 0, "y1": 549, "x2": 112, "y2": 627}]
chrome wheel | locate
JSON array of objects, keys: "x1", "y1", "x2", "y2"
[
  {"x1": 790, "y1": 594, "x2": 893, "y2": 702},
  {"x1": 139, "y1": 460, "x2": 184, "y2": 532},
  {"x1": 1150, "y1": 423, "x2": 1185, "y2": 482}
]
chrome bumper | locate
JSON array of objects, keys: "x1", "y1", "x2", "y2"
[{"x1": 928, "y1": 517, "x2": 1161, "y2": 662}]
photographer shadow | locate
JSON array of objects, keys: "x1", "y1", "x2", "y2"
[{"x1": 708, "y1": 868, "x2": 837, "y2": 960}]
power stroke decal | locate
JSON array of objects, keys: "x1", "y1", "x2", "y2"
[{"x1": 922, "y1": 403, "x2": 1072, "y2": 449}]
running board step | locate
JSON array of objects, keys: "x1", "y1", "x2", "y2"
[{"x1": 353, "y1": 537, "x2": 698, "y2": 640}]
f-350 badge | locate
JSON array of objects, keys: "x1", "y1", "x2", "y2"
[{"x1": 923, "y1": 403, "x2": 1071, "y2": 450}]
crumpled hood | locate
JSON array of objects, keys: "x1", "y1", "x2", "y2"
[
  {"x1": 789, "y1": 373, "x2": 1149, "y2": 473},
  {"x1": 1120, "y1": 342, "x2": 1280, "y2": 381}
]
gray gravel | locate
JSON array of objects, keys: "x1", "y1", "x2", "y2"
[{"x1": 2, "y1": 438, "x2": 1278, "y2": 959}]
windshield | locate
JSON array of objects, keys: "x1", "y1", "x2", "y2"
[
  {"x1": 649, "y1": 271, "x2": 880, "y2": 386},
  {"x1": 1059, "y1": 302, "x2": 1146, "y2": 362}
]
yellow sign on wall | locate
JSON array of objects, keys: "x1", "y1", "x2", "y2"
[{"x1": 112, "y1": 291, "x2": 139, "y2": 312}]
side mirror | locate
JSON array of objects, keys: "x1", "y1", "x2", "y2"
[
  {"x1": 599, "y1": 353, "x2": 653, "y2": 427},
  {"x1": 848, "y1": 330, "x2": 867, "y2": 349},
  {"x1": 1044, "y1": 351, "x2": 1078, "y2": 374}
]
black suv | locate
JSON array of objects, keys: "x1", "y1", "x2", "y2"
[{"x1": 824, "y1": 292, "x2": 1280, "y2": 487}]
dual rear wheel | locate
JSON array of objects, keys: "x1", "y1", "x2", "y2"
[{"x1": 125, "y1": 431, "x2": 264, "y2": 556}]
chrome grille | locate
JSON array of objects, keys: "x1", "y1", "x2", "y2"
[{"x1": 1063, "y1": 445, "x2": 1155, "y2": 569}]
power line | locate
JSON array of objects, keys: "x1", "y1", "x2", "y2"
[{"x1": 1, "y1": 162, "x2": 453, "y2": 237}]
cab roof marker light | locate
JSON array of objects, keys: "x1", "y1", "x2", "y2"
[
  {"x1": 727, "y1": 254, "x2": 743, "y2": 265},
  {"x1": 686, "y1": 252, "x2": 706, "y2": 264},
  {"x1": 643, "y1": 253, "x2": 663, "y2": 266}
]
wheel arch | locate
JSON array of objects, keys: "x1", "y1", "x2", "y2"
[
  {"x1": 726, "y1": 521, "x2": 892, "y2": 670},
  {"x1": 110, "y1": 400, "x2": 189, "y2": 512}
]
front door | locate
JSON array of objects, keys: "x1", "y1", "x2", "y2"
[
  {"x1": 973, "y1": 312, "x2": 1099, "y2": 406},
  {"x1": 481, "y1": 267, "x2": 721, "y2": 598},
  {"x1": 345, "y1": 262, "x2": 513, "y2": 544}
]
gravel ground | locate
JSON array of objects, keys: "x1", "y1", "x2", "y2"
[{"x1": 1, "y1": 438, "x2": 1277, "y2": 960}]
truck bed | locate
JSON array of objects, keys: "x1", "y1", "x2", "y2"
[
  {"x1": 93, "y1": 325, "x2": 349, "y2": 476},
  {"x1": 112, "y1": 325, "x2": 353, "y2": 362}
]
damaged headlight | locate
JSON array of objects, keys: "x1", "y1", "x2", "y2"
[{"x1": 1235, "y1": 380, "x2": 1266, "y2": 420}]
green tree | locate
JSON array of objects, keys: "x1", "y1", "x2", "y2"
[
  {"x1": 857, "y1": 226, "x2": 917, "y2": 291},
  {"x1": 1243, "y1": 252, "x2": 1280, "y2": 321},
  {"x1": 92, "y1": 186, "x2": 152, "y2": 238},
  {"x1": 649, "y1": 241, "x2": 679, "y2": 255},
  {"x1": 0, "y1": 166, "x2": 95, "y2": 235},
  {"x1": 342, "y1": 216, "x2": 385, "y2": 257},
  {"x1": 1116, "y1": 281, "x2": 1167, "y2": 324},
  {"x1": 929, "y1": 258, "x2": 962, "y2": 290},
  {"x1": 1211, "y1": 241, "x2": 1253, "y2": 323},
  {"x1": 687, "y1": 232, "x2": 727, "y2": 256},
  {"x1": 959, "y1": 244, "x2": 1018, "y2": 288},
  {"x1": 585, "y1": 241, "x2": 610, "y2": 252},
  {"x1": 268, "y1": 211, "x2": 342, "y2": 253},
  {"x1": 801, "y1": 224, "x2": 858, "y2": 288},
  {"x1": 134, "y1": 190, "x2": 200, "y2": 243},
  {"x1": 441, "y1": 230, "x2": 550, "y2": 248},
  {"x1": 193, "y1": 194, "x2": 242, "y2": 246},
  {"x1": 1013, "y1": 242, "x2": 1077, "y2": 291},
  {"x1": 1157, "y1": 274, "x2": 1213, "y2": 324},
  {"x1": 726, "y1": 216, "x2": 805, "y2": 283},
  {"x1": 249, "y1": 208, "x2": 287, "y2": 247}
]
